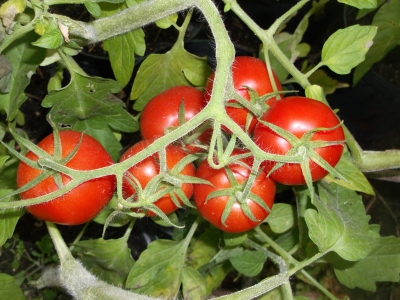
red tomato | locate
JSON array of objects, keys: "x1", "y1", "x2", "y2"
[
  {"x1": 16, "y1": 130, "x2": 116, "y2": 225},
  {"x1": 119, "y1": 140, "x2": 195, "y2": 216},
  {"x1": 253, "y1": 96, "x2": 345, "y2": 185},
  {"x1": 139, "y1": 86, "x2": 210, "y2": 152},
  {"x1": 205, "y1": 56, "x2": 282, "y2": 133},
  {"x1": 194, "y1": 149, "x2": 276, "y2": 233}
]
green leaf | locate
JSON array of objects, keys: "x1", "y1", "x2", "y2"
[
  {"x1": 338, "y1": 0, "x2": 377, "y2": 9},
  {"x1": 0, "y1": 54, "x2": 12, "y2": 93},
  {"x1": 181, "y1": 266, "x2": 208, "y2": 300},
  {"x1": 41, "y1": 71, "x2": 138, "y2": 160},
  {"x1": 35, "y1": 235, "x2": 55, "y2": 256},
  {"x1": 266, "y1": 203, "x2": 296, "y2": 234},
  {"x1": 155, "y1": 13, "x2": 178, "y2": 29},
  {"x1": 308, "y1": 69, "x2": 349, "y2": 95},
  {"x1": 229, "y1": 250, "x2": 267, "y2": 277},
  {"x1": 267, "y1": 33, "x2": 293, "y2": 82},
  {"x1": 31, "y1": 21, "x2": 64, "y2": 49},
  {"x1": 223, "y1": 231, "x2": 247, "y2": 247},
  {"x1": 356, "y1": 0, "x2": 386, "y2": 19},
  {"x1": 0, "y1": 31, "x2": 45, "y2": 120},
  {"x1": 100, "y1": 2, "x2": 146, "y2": 88},
  {"x1": 0, "y1": 157, "x2": 18, "y2": 189},
  {"x1": 0, "y1": 190, "x2": 23, "y2": 247},
  {"x1": 331, "y1": 236, "x2": 400, "y2": 291},
  {"x1": 0, "y1": 0, "x2": 26, "y2": 29},
  {"x1": 187, "y1": 227, "x2": 230, "y2": 296},
  {"x1": 323, "y1": 149, "x2": 375, "y2": 195},
  {"x1": 84, "y1": 1, "x2": 101, "y2": 17},
  {"x1": 47, "y1": 67, "x2": 63, "y2": 92},
  {"x1": 125, "y1": 239, "x2": 187, "y2": 298},
  {"x1": 130, "y1": 41, "x2": 212, "y2": 111},
  {"x1": 0, "y1": 273, "x2": 25, "y2": 300},
  {"x1": 188, "y1": 227, "x2": 220, "y2": 269},
  {"x1": 103, "y1": 29, "x2": 145, "y2": 88},
  {"x1": 304, "y1": 182, "x2": 379, "y2": 261},
  {"x1": 321, "y1": 24, "x2": 377, "y2": 74},
  {"x1": 72, "y1": 117, "x2": 124, "y2": 161},
  {"x1": 353, "y1": 0, "x2": 400, "y2": 84},
  {"x1": 73, "y1": 236, "x2": 135, "y2": 287}
]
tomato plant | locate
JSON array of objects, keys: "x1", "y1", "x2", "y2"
[
  {"x1": 16, "y1": 130, "x2": 116, "y2": 225},
  {"x1": 1, "y1": 0, "x2": 400, "y2": 299},
  {"x1": 194, "y1": 149, "x2": 276, "y2": 233},
  {"x1": 253, "y1": 96, "x2": 345, "y2": 185},
  {"x1": 205, "y1": 56, "x2": 282, "y2": 133},
  {"x1": 119, "y1": 139, "x2": 195, "y2": 216}
]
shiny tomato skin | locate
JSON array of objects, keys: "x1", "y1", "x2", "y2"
[
  {"x1": 16, "y1": 130, "x2": 116, "y2": 225},
  {"x1": 194, "y1": 149, "x2": 276, "y2": 233},
  {"x1": 205, "y1": 56, "x2": 282, "y2": 133},
  {"x1": 253, "y1": 96, "x2": 345, "y2": 185},
  {"x1": 119, "y1": 140, "x2": 195, "y2": 216},
  {"x1": 140, "y1": 85, "x2": 207, "y2": 140}
]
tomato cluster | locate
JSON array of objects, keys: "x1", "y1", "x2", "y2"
[{"x1": 16, "y1": 56, "x2": 345, "y2": 233}]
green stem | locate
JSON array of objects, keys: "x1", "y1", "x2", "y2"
[
  {"x1": 69, "y1": 222, "x2": 89, "y2": 252},
  {"x1": 224, "y1": 0, "x2": 310, "y2": 88},
  {"x1": 46, "y1": 222, "x2": 74, "y2": 262},
  {"x1": 299, "y1": 269, "x2": 340, "y2": 300},
  {"x1": 288, "y1": 251, "x2": 326, "y2": 276},
  {"x1": 83, "y1": 0, "x2": 194, "y2": 44},
  {"x1": 213, "y1": 239, "x2": 289, "y2": 300}
]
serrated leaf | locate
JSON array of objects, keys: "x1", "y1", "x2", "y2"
[
  {"x1": 266, "y1": 203, "x2": 296, "y2": 234},
  {"x1": 321, "y1": 25, "x2": 377, "y2": 74},
  {"x1": 353, "y1": 0, "x2": 400, "y2": 84},
  {"x1": 304, "y1": 182, "x2": 379, "y2": 261},
  {"x1": 130, "y1": 42, "x2": 211, "y2": 111},
  {"x1": 0, "y1": 31, "x2": 45, "y2": 120},
  {"x1": 0, "y1": 190, "x2": 23, "y2": 247},
  {"x1": 103, "y1": 30, "x2": 145, "y2": 87},
  {"x1": 338, "y1": 0, "x2": 377, "y2": 9},
  {"x1": 308, "y1": 69, "x2": 349, "y2": 95},
  {"x1": 229, "y1": 250, "x2": 267, "y2": 277},
  {"x1": 331, "y1": 236, "x2": 400, "y2": 291},
  {"x1": 100, "y1": 2, "x2": 145, "y2": 88},
  {"x1": 73, "y1": 236, "x2": 135, "y2": 287},
  {"x1": 323, "y1": 149, "x2": 374, "y2": 195},
  {"x1": 181, "y1": 266, "x2": 208, "y2": 300},
  {"x1": 41, "y1": 71, "x2": 138, "y2": 160},
  {"x1": 125, "y1": 239, "x2": 186, "y2": 298},
  {"x1": 0, "y1": 273, "x2": 25, "y2": 300}
]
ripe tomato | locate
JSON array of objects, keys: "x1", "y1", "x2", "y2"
[
  {"x1": 253, "y1": 96, "x2": 345, "y2": 185},
  {"x1": 205, "y1": 56, "x2": 282, "y2": 133},
  {"x1": 119, "y1": 140, "x2": 195, "y2": 216},
  {"x1": 16, "y1": 130, "x2": 116, "y2": 225},
  {"x1": 139, "y1": 86, "x2": 210, "y2": 152},
  {"x1": 194, "y1": 149, "x2": 276, "y2": 233}
]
